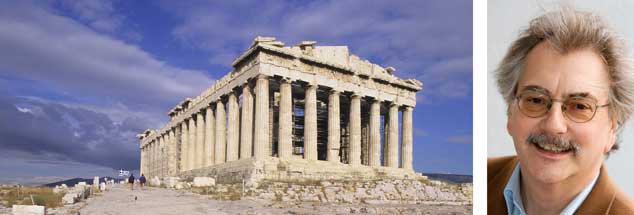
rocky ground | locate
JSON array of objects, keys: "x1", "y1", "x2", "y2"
[{"x1": 74, "y1": 184, "x2": 471, "y2": 215}]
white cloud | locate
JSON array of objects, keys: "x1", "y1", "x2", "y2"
[
  {"x1": 446, "y1": 134, "x2": 473, "y2": 144},
  {"x1": 413, "y1": 127, "x2": 429, "y2": 137},
  {"x1": 0, "y1": 1, "x2": 213, "y2": 108},
  {"x1": 15, "y1": 106, "x2": 32, "y2": 113},
  {"x1": 59, "y1": 0, "x2": 122, "y2": 32}
]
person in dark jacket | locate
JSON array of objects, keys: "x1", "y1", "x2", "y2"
[
  {"x1": 139, "y1": 174, "x2": 146, "y2": 189},
  {"x1": 128, "y1": 174, "x2": 135, "y2": 190}
]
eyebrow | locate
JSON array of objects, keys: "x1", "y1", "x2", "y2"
[
  {"x1": 519, "y1": 85, "x2": 598, "y2": 100},
  {"x1": 519, "y1": 85, "x2": 551, "y2": 95}
]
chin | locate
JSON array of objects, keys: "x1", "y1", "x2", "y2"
[{"x1": 523, "y1": 157, "x2": 574, "y2": 184}]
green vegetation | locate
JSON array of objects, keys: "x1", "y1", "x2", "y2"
[{"x1": 0, "y1": 186, "x2": 63, "y2": 208}]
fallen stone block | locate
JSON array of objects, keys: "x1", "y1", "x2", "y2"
[
  {"x1": 100, "y1": 182, "x2": 107, "y2": 191},
  {"x1": 150, "y1": 176, "x2": 161, "y2": 187},
  {"x1": 62, "y1": 193, "x2": 76, "y2": 204},
  {"x1": 174, "y1": 182, "x2": 184, "y2": 190},
  {"x1": 193, "y1": 177, "x2": 215, "y2": 187},
  {"x1": 164, "y1": 177, "x2": 180, "y2": 188},
  {"x1": 11, "y1": 205, "x2": 45, "y2": 215}
]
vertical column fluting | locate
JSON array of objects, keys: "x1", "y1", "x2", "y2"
[
  {"x1": 253, "y1": 75, "x2": 269, "y2": 159},
  {"x1": 167, "y1": 129, "x2": 175, "y2": 175},
  {"x1": 327, "y1": 90, "x2": 341, "y2": 163},
  {"x1": 240, "y1": 84, "x2": 254, "y2": 159},
  {"x1": 180, "y1": 121, "x2": 188, "y2": 172},
  {"x1": 152, "y1": 140, "x2": 157, "y2": 176},
  {"x1": 278, "y1": 78, "x2": 293, "y2": 158},
  {"x1": 369, "y1": 99, "x2": 381, "y2": 166},
  {"x1": 401, "y1": 106, "x2": 413, "y2": 170},
  {"x1": 215, "y1": 100, "x2": 226, "y2": 164},
  {"x1": 148, "y1": 143, "x2": 153, "y2": 177},
  {"x1": 140, "y1": 146, "x2": 144, "y2": 175},
  {"x1": 188, "y1": 117, "x2": 196, "y2": 170},
  {"x1": 204, "y1": 106, "x2": 215, "y2": 167},
  {"x1": 158, "y1": 135, "x2": 163, "y2": 177},
  {"x1": 195, "y1": 112, "x2": 205, "y2": 169},
  {"x1": 386, "y1": 103, "x2": 399, "y2": 168},
  {"x1": 227, "y1": 92, "x2": 240, "y2": 161},
  {"x1": 150, "y1": 141, "x2": 154, "y2": 177},
  {"x1": 304, "y1": 84, "x2": 318, "y2": 160},
  {"x1": 349, "y1": 93, "x2": 362, "y2": 166}
]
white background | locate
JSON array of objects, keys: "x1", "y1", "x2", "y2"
[{"x1": 487, "y1": 0, "x2": 634, "y2": 197}]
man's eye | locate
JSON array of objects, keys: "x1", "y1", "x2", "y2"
[
  {"x1": 573, "y1": 103, "x2": 591, "y2": 110},
  {"x1": 528, "y1": 97, "x2": 543, "y2": 104}
]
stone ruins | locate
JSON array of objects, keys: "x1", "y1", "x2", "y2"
[{"x1": 137, "y1": 36, "x2": 423, "y2": 186}]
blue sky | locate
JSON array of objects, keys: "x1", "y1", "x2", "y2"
[{"x1": 0, "y1": 0, "x2": 472, "y2": 185}]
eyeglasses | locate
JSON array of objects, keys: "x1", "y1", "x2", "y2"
[{"x1": 516, "y1": 91, "x2": 609, "y2": 123}]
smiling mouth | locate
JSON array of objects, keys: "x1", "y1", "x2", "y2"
[
  {"x1": 527, "y1": 133, "x2": 578, "y2": 155},
  {"x1": 530, "y1": 139, "x2": 574, "y2": 154}
]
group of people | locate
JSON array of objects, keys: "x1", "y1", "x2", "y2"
[{"x1": 126, "y1": 173, "x2": 147, "y2": 190}]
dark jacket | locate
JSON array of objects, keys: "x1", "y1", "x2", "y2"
[{"x1": 128, "y1": 175, "x2": 135, "y2": 183}]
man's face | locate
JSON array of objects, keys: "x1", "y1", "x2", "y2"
[{"x1": 507, "y1": 42, "x2": 616, "y2": 184}]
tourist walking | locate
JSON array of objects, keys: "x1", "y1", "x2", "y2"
[
  {"x1": 128, "y1": 174, "x2": 135, "y2": 190},
  {"x1": 139, "y1": 174, "x2": 146, "y2": 189}
]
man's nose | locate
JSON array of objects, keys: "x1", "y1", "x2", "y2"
[{"x1": 541, "y1": 102, "x2": 568, "y2": 134}]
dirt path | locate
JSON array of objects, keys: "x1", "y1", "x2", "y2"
[
  {"x1": 78, "y1": 185, "x2": 274, "y2": 215},
  {"x1": 77, "y1": 184, "x2": 471, "y2": 215}
]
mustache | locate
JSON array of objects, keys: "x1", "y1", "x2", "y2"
[{"x1": 526, "y1": 132, "x2": 580, "y2": 154}]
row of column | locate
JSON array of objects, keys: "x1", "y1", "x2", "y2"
[
  {"x1": 141, "y1": 128, "x2": 179, "y2": 178},
  {"x1": 141, "y1": 74, "x2": 414, "y2": 177}
]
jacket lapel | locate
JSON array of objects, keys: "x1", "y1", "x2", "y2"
[
  {"x1": 488, "y1": 156, "x2": 519, "y2": 214},
  {"x1": 575, "y1": 165, "x2": 616, "y2": 215}
]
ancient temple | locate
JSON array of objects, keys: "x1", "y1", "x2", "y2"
[{"x1": 137, "y1": 37, "x2": 423, "y2": 184}]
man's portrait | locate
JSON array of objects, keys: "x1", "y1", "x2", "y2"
[{"x1": 488, "y1": 1, "x2": 634, "y2": 214}]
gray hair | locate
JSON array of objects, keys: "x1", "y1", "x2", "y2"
[{"x1": 495, "y1": 7, "x2": 634, "y2": 152}]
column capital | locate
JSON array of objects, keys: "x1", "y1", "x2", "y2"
[
  {"x1": 351, "y1": 92, "x2": 362, "y2": 99},
  {"x1": 329, "y1": 89, "x2": 341, "y2": 95},
  {"x1": 304, "y1": 82, "x2": 318, "y2": 88},
  {"x1": 371, "y1": 97, "x2": 383, "y2": 103},
  {"x1": 280, "y1": 77, "x2": 293, "y2": 84},
  {"x1": 256, "y1": 74, "x2": 269, "y2": 80}
]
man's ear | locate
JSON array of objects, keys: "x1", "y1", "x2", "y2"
[
  {"x1": 506, "y1": 104, "x2": 514, "y2": 134},
  {"x1": 604, "y1": 120, "x2": 618, "y2": 153}
]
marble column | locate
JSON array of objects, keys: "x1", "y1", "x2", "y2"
[
  {"x1": 253, "y1": 75, "x2": 269, "y2": 159},
  {"x1": 227, "y1": 92, "x2": 240, "y2": 161},
  {"x1": 278, "y1": 78, "x2": 293, "y2": 158},
  {"x1": 148, "y1": 143, "x2": 152, "y2": 177},
  {"x1": 349, "y1": 93, "x2": 361, "y2": 166},
  {"x1": 140, "y1": 146, "x2": 144, "y2": 175},
  {"x1": 401, "y1": 106, "x2": 413, "y2": 170},
  {"x1": 215, "y1": 100, "x2": 226, "y2": 164},
  {"x1": 369, "y1": 99, "x2": 381, "y2": 167},
  {"x1": 386, "y1": 103, "x2": 399, "y2": 168},
  {"x1": 167, "y1": 129, "x2": 176, "y2": 175},
  {"x1": 180, "y1": 121, "x2": 188, "y2": 172},
  {"x1": 204, "y1": 106, "x2": 215, "y2": 167},
  {"x1": 327, "y1": 90, "x2": 341, "y2": 163},
  {"x1": 188, "y1": 116, "x2": 196, "y2": 170},
  {"x1": 150, "y1": 141, "x2": 155, "y2": 176},
  {"x1": 152, "y1": 140, "x2": 156, "y2": 176},
  {"x1": 158, "y1": 134, "x2": 165, "y2": 177},
  {"x1": 240, "y1": 84, "x2": 254, "y2": 159},
  {"x1": 304, "y1": 84, "x2": 317, "y2": 160},
  {"x1": 196, "y1": 112, "x2": 205, "y2": 169}
]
